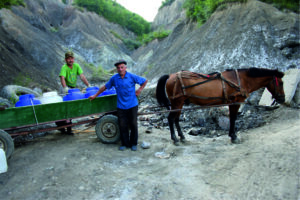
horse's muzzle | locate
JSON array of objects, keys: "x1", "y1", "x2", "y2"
[{"x1": 274, "y1": 95, "x2": 285, "y2": 104}]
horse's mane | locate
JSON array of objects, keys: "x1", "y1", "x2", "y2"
[
  {"x1": 247, "y1": 68, "x2": 284, "y2": 78},
  {"x1": 226, "y1": 68, "x2": 284, "y2": 78}
]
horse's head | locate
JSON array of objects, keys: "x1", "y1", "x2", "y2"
[{"x1": 266, "y1": 72, "x2": 285, "y2": 104}]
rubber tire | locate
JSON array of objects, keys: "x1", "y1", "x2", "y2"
[
  {"x1": 0, "y1": 130, "x2": 14, "y2": 159},
  {"x1": 95, "y1": 115, "x2": 120, "y2": 144}
]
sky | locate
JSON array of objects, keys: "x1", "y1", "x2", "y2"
[{"x1": 116, "y1": 0, "x2": 164, "y2": 22}]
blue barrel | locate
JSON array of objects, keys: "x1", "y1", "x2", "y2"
[
  {"x1": 99, "y1": 87, "x2": 116, "y2": 97},
  {"x1": 84, "y1": 86, "x2": 100, "y2": 98},
  {"x1": 15, "y1": 94, "x2": 41, "y2": 107},
  {"x1": 63, "y1": 88, "x2": 85, "y2": 101}
]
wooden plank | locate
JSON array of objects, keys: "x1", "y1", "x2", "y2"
[{"x1": 0, "y1": 95, "x2": 117, "y2": 129}]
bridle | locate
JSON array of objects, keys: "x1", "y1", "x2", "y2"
[{"x1": 268, "y1": 76, "x2": 284, "y2": 100}]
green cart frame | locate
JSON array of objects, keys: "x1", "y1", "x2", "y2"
[{"x1": 0, "y1": 95, "x2": 120, "y2": 159}]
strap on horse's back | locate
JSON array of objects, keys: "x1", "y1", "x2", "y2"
[
  {"x1": 171, "y1": 71, "x2": 220, "y2": 99},
  {"x1": 220, "y1": 70, "x2": 249, "y2": 102},
  {"x1": 171, "y1": 70, "x2": 249, "y2": 102}
]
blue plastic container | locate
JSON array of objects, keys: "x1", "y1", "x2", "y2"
[
  {"x1": 63, "y1": 88, "x2": 85, "y2": 101},
  {"x1": 84, "y1": 86, "x2": 100, "y2": 98},
  {"x1": 99, "y1": 87, "x2": 116, "y2": 97},
  {"x1": 15, "y1": 94, "x2": 41, "y2": 107}
]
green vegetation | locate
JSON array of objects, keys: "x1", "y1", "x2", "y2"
[
  {"x1": 160, "y1": 0, "x2": 176, "y2": 9},
  {"x1": 184, "y1": 0, "x2": 247, "y2": 25},
  {"x1": 143, "y1": 64, "x2": 154, "y2": 76},
  {"x1": 74, "y1": 0, "x2": 172, "y2": 48},
  {"x1": 184, "y1": 0, "x2": 299, "y2": 25},
  {"x1": 139, "y1": 29, "x2": 171, "y2": 45},
  {"x1": 50, "y1": 27, "x2": 59, "y2": 33},
  {"x1": 0, "y1": 0, "x2": 25, "y2": 9},
  {"x1": 110, "y1": 30, "x2": 141, "y2": 50},
  {"x1": 9, "y1": 95, "x2": 18, "y2": 105},
  {"x1": 110, "y1": 28, "x2": 171, "y2": 49},
  {"x1": 14, "y1": 73, "x2": 33, "y2": 88},
  {"x1": 84, "y1": 63, "x2": 113, "y2": 82},
  {"x1": 74, "y1": 0, "x2": 150, "y2": 36},
  {"x1": 259, "y1": 0, "x2": 299, "y2": 13}
]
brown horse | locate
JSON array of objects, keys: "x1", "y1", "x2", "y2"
[{"x1": 156, "y1": 68, "x2": 285, "y2": 145}]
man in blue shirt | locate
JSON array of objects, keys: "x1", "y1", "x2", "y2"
[{"x1": 89, "y1": 60, "x2": 148, "y2": 151}]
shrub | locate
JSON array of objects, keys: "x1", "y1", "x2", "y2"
[{"x1": 0, "y1": 0, "x2": 25, "y2": 9}]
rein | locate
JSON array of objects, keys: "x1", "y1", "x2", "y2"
[{"x1": 138, "y1": 102, "x2": 246, "y2": 116}]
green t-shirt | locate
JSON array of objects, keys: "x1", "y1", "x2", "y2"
[{"x1": 59, "y1": 63, "x2": 83, "y2": 88}]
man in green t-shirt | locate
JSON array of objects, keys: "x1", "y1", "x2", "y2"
[
  {"x1": 57, "y1": 51, "x2": 90, "y2": 135},
  {"x1": 59, "y1": 51, "x2": 90, "y2": 93}
]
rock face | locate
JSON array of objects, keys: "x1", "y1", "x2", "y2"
[
  {"x1": 0, "y1": 0, "x2": 299, "y2": 91},
  {"x1": 0, "y1": 0, "x2": 134, "y2": 89},
  {"x1": 151, "y1": 0, "x2": 186, "y2": 31},
  {"x1": 132, "y1": 0, "x2": 299, "y2": 86}
]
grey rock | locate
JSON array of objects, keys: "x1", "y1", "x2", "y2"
[
  {"x1": 145, "y1": 127, "x2": 153, "y2": 134},
  {"x1": 141, "y1": 141, "x2": 151, "y2": 149}
]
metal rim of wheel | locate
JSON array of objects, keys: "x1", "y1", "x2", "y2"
[
  {"x1": 0, "y1": 129, "x2": 14, "y2": 159},
  {"x1": 95, "y1": 115, "x2": 120, "y2": 144}
]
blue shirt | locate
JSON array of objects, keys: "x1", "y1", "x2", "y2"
[{"x1": 105, "y1": 72, "x2": 146, "y2": 109}]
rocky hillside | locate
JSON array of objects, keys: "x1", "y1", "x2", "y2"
[
  {"x1": 132, "y1": 0, "x2": 299, "y2": 86},
  {"x1": 0, "y1": 0, "x2": 299, "y2": 91},
  {"x1": 0, "y1": 0, "x2": 135, "y2": 90},
  {"x1": 151, "y1": 0, "x2": 186, "y2": 31}
]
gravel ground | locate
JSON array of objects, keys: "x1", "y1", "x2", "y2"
[{"x1": 0, "y1": 106, "x2": 299, "y2": 200}]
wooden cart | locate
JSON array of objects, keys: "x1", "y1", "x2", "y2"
[{"x1": 0, "y1": 94, "x2": 119, "y2": 159}]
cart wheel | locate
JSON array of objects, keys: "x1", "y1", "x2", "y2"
[
  {"x1": 95, "y1": 115, "x2": 120, "y2": 144},
  {"x1": 0, "y1": 130, "x2": 14, "y2": 159}
]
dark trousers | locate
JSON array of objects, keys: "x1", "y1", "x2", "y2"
[
  {"x1": 55, "y1": 120, "x2": 72, "y2": 133},
  {"x1": 56, "y1": 85, "x2": 74, "y2": 133},
  {"x1": 117, "y1": 106, "x2": 138, "y2": 147}
]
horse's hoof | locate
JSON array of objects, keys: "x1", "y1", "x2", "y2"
[
  {"x1": 231, "y1": 137, "x2": 241, "y2": 144},
  {"x1": 174, "y1": 141, "x2": 180, "y2": 146},
  {"x1": 180, "y1": 138, "x2": 186, "y2": 143}
]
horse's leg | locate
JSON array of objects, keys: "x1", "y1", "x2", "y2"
[
  {"x1": 168, "y1": 111, "x2": 180, "y2": 145},
  {"x1": 174, "y1": 112, "x2": 186, "y2": 142},
  {"x1": 229, "y1": 104, "x2": 241, "y2": 144}
]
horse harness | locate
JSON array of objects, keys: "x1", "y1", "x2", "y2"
[
  {"x1": 270, "y1": 76, "x2": 284, "y2": 100},
  {"x1": 172, "y1": 70, "x2": 249, "y2": 104}
]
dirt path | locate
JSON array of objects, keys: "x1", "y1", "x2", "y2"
[{"x1": 0, "y1": 108, "x2": 299, "y2": 200}]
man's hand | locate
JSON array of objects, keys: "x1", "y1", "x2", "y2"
[
  {"x1": 63, "y1": 86, "x2": 69, "y2": 94},
  {"x1": 88, "y1": 95, "x2": 96, "y2": 101}
]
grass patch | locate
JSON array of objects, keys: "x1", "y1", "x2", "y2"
[
  {"x1": 84, "y1": 63, "x2": 113, "y2": 82},
  {"x1": 138, "y1": 29, "x2": 171, "y2": 45},
  {"x1": 14, "y1": 73, "x2": 33, "y2": 88},
  {"x1": 184, "y1": 0, "x2": 299, "y2": 26},
  {"x1": 143, "y1": 64, "x2": 154, "y2": 76}
]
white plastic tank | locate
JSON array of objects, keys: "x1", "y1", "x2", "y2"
[
  {"x1": 39, "y1": 91, "x2": 63, "y2": 104},
  {"x1": 0, "y1": 149, "x2": 7, "y2": 174}
]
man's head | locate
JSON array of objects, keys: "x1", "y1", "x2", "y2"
[
  {"x1": 65, "y1": 51, "x2": 74, "y2": 66},
  {"x1": 114, "y1": 59, "x2": 127, "y2": 67},
  {"x1": 65, "y1": 51, "x2": 74, "y2": 59},
  {"x1": 114, "y1": 59, "x2": 127, "y2": 77}
]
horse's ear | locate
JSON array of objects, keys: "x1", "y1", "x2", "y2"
[
  {"x1": 279, "y1": 72, "x2": 284, "y2": 78},
  {"x1": 277, "y1": 70, "x2": 284, "y2": 78},
  {"x1": 274, "y1": 68, "x2": 284, "y2": 78}
]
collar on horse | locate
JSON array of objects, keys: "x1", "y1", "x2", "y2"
[{"x1": 172, "y1": 70, "x2": 249, "y2": 104}]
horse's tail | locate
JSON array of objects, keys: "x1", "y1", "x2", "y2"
[{"x1": 156, "y1": 74, "x2": 171, "y2": 110}]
